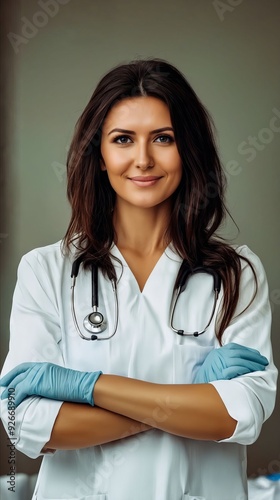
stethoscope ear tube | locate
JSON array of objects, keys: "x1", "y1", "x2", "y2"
[
  {"x1": 178, "y1": 264, "x2": 221, "y2": 293},
  {"x1": 71, "y1": 256, "x2": 84, "y2": 278},
  {"x1": 92, "y1": 263, "x2": 98, "y2": 307},
  {"x1": 170, "y1": 261, "x2": 221, "y2": 337},
  {"x1": 200, "y1": 267, "x2": 221, "y2": 293}
]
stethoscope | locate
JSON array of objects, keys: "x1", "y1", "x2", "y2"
[{"x1": 71, "y1": 257, "x2": 221, "y2": 341}]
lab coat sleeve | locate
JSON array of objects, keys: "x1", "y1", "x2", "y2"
[
  {"x1": 0, "y1": 250, "x2": 65, "y2": 459},
  {"x1": 209, "y1": 245, "x2": 278, "y2": 445}
]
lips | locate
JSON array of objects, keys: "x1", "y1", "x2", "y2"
[
  {"x1": 128, "y1": 176, "x2": 162, "y2": 187},
  {"x1": 129, "y1": 176, "x2": 162, "y2": 181}
]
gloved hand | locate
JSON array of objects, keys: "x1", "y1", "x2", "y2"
[
  {"x1": 194, "y1": 342, "x2": 269, "y2": 384},
  {"x1": 0, "y1": 362, "x2": 102, "y2": 407}
]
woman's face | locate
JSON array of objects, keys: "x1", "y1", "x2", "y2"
[{"x1": 100, "y1": 96, "x2": 182, "y2": 210}]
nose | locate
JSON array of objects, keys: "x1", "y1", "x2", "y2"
[{"x1": 135, "y1": 142, "x2": 154, "y2": 169}]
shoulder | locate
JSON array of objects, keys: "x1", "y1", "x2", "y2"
[
  {"x1": 17, "y1": 239, "x2": 73, "y2": 280},
  {"x1": 229, "y1": 244, "x2": 269, "y2": 294},
  {"x1": 231, "y1": 244, "x2": 266, "y2": 273},
  {"x1": 21, "y1": 240, "x2": 64, "y2": 266}
]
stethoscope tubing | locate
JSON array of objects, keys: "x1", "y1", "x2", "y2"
[
  {"x1": 170, "y1": 265, "x2": 221, "y2": 337},
  {"x1": 70, "y1": 257, "x2": 221, "y2": 341}
]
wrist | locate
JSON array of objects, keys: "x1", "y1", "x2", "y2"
[
  {"x1": 83, "y1": 370, "x2": 103, "y2": 406},
  {"x1": 93, "y1": 373, "x2": 108, "y2": 407}
]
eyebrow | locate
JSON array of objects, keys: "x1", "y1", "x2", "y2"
[{"x1": 108, "y1": 127, "x2": 174, "y2": 136}]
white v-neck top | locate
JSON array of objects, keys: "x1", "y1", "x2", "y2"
[{"x1": 0, "y1": 240, "x2": 277, "y2": 500}]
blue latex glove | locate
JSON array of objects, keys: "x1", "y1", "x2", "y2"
[
  {"x1": 194, "y1": 343, "x2": 269, "y2": 384},
  {"x1": 0, "y1": 362, "x2": 102, "y2": 407}
]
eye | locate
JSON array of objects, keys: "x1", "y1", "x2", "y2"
[
  {"x1": 112, "y1": 134, "x2": 174, "y2": 144},
  {"x1": 113, "y1": 135, "x2": 132, "y2": 144},
  {"x1": 155, "y1": 135, "x2": 174, "y2": 143}
]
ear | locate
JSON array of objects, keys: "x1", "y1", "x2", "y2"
[{"x1": 100, "y1": 156, "x2": 106, "y2": 171}]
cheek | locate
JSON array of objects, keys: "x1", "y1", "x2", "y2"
[
  {"x1": 103, "y1": 152, "x2": 129, "y2": 174},
  {"x1": 164, "y1": 149, "x2": 182, "y2": 171},
  {"x1": 170, "y1": 160, "x2": 183, "y2": 183},
  {"x1": 170, "y1": 166, "x2": 183, "y2": 192},
  {"x1": 105, "y1": 169, "x2": 127, "y2": 193}
]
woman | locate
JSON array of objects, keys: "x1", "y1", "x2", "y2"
[{"x1": 0, "y1": 58, "x2": 277, "y2": 500}]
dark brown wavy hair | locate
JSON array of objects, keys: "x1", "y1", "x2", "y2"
[{"x1": 63, "y1": 57, "x2": 257, "y2": 345}]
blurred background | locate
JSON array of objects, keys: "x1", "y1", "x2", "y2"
[{"x1": 1, "y1": 0, "x2": 279, "y2": 479}]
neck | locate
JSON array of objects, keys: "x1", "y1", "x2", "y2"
[{"x1": 112, "y1": 199, "x2": 172, "y2": 255}]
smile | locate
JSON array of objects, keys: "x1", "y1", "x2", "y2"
[{"x1": 128, "y1": 178, "x2": 162, "y2": 187}]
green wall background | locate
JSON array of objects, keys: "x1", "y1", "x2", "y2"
[{"x1": 1, "y1": 0, "x2": 279, "y2": 477}]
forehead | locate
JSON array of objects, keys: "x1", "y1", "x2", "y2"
[{"x1": 102, "y1": 96, "x2": 172, "y2": 130}]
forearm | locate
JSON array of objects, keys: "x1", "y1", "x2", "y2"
[
  {"x1": 94, "y1": 375, "x2": 237, "y2": 441},
  {"x1": 44, "y1": 402, "x2": 151, "y2": 451}
]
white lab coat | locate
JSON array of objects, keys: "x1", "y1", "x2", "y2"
[{"x1": 0, "y1": 240, "x2": 277, "y2": 500}]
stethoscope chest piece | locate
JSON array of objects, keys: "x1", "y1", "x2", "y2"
[
  {"x1": 71, "y1": 257, "x2": 119, "y2": 341},
  {"x1": 83, "y1": 310, "x2": 107, "y2": 334}
]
